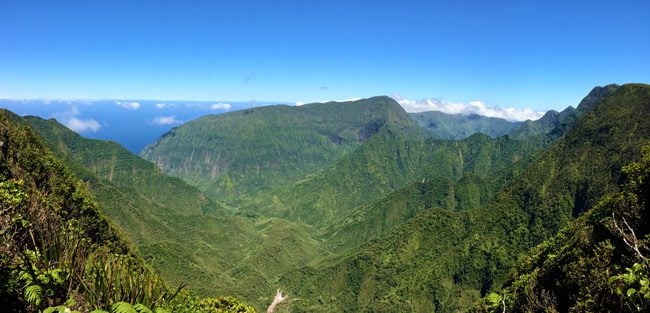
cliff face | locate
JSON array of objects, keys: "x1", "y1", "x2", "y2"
[{"x1": 140, "y1": 96, "x2": 425, "y2": 202}]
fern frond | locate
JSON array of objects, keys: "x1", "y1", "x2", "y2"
[
  {"x1": 18, "y1": 270, "x2": 34, "y2": 284},
  {"x1": 43, "y1": 306, "x2": 59, "y2": 313},
  {"x1": 111, "y1": 301, "x2": 136, "y2": 313},
  {"x1": 24, "y1": 284, "x2": 43, "y2": 306},
  {"x1": 132, "y1": 303, "x2": 153, "y2": 313}
]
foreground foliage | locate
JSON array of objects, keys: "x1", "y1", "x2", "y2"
[
  {"x1": 472, "y1": 145, "x2": 650, "y2": 312},
  {"x1": 280, "y1": 84, "x2": 650, "y2": 311},
  {"x1": 0, "y1": 110, "x2": 255, "y2": 312},
  {"x1": 3, "y1": 83, "x2": 647, "y2": 312}
]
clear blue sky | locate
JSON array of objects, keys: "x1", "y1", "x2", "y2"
[{"x1": 1, "y1": 0, "x2": 649, "y2": 111}]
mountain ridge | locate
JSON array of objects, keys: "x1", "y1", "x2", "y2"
[
  {"x1": 4, "y1": 83, "x2": 647, "y2": 312},
  {"x1": 409, "y1": 111, "x2": 522, "y2": 139},
  {"x1": 141, "y1": 96, "x2": 426, "y2": 204},
  {"x1": 277, "y1": 83, "x2": 650, "y2": 312}
]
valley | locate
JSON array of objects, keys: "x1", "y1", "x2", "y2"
[
  {"x1": 2, "y1": 83, "x2": 650, "y2": 312},
  {"x1": 3, "y1": 1, "x2": 648, "y2": 311}
]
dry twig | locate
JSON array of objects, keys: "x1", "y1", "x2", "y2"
[
  {"x1": 267, "y1": 289, "x2": 287, "y2": 313},
  {"x1": 612, "y1": 213, "x2": 647, "y2": 260}
]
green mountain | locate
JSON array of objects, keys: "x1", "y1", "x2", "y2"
[
  {"x1": 574, "y1": 83, "x2": 622, "y2": 115},
  {"x1": 409, "y1": 111, "x2": 522, "y2": 139},
  {"x1": 23, "y1": 116, "x2": 227, "y2": 218},
  {"x1": 318, "y1": 134, "x2": 549, "y2": 255},
  {"x1": 471, "y1": 146, "x2": 650, "y2": 312},
  {"x1": 7, "y1": 83, "x2": 646, "y2": 313},
  {"x1": 277, "y1": 83, "x2": 650, "y2": 312},
  {"x1": 21, "y1": 115, "x2": 352, "y2": 311},
  {"x1": 1, "y1": 109, "x2": 258, "y2": 313},
  {"x1": 508, "y1": 84, "x2": 619, "y2": 139},
  {"x1": 23, "y1": 116, "x2": 228, "y2": 288},
  {"x1": 1, "y1": 109, "x2": 128, "y2": 311},
  {"x1": 136, "y1": 94, "x2": 548, "y2": 309},
  {"x1": 141, "y1": 96, "x2": 425, "y2": 203},
  {"x1": 408, "y1": 84, "x2": 619, "y2": 142},
  {"x1": 251, "y1": 129, "x2": 548, "y2": 234},
  {"x1": 507, "y1": 107, "x2": 577, "y2": 139},
  {"x1": 468, "y1": 83, "x2": 650, "y2": 312}
]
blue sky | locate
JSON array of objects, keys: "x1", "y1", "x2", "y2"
[
  {"x1": 0, "y1": 99, "x2": 267, "y2": 153},
  {"x1": 1, "y1": 0, "x2": 649, "y2": 114}
]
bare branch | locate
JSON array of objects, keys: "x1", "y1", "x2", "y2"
[
  {"x1": 267, "y1": 289, "x2": 288, "y2": 313},
  {"x1": 612, "y1": 213, "x2": 647, "y2": 260}
]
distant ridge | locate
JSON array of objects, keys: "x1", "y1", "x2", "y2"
[
  {"x1": 409, "y1": 111, "x2": 522, "y2": 139},
  {"x1": 7, "y1": 83, "x2": 645, "y2": 312},
  {"x1": 279, "y1": 83, "x2": 650, "y2": 312},
  {"x1": 508, "y1": 84, "x2": 619, "y2": 139},
  {"x1": 410, "y1": 84, "x2": 621, "y2": 142},
  {"x1": 141, "y1": 96, "x2": 425, "y2": 202}
]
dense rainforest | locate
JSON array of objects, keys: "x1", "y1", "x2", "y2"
[
  {"x1": 0, "y1": 110, "x2": 256, "y2": 312},
  {"x1": 1, "y1": 83, "x2": 649, "y2": 312}
]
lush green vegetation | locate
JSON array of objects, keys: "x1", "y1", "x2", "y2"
[
  {"x1": 409, "y1": 111, "x2": 521, "y2": 139},
  {"x1": 4, "y1": 83, "x2": 648, "y2": 312},
  {"x1": 410, "y1": 84, "x2": 619, "y2": 142},
  {"x1": 0, "y1": 109, "x2": 256, "y2": 312},
  {"x1": 507, "y1": 84, "x2": 619, "y2": 140},
  {"x1": 141, "y1": 96, "x2": 425, "y2": 204},
  {"x1": 275, "y1": 84, "x2": 650, "y2": 311},
  {"x1": 252, "y1": 129, "x2": 549, "y2": 238},
  {"x1": 471, "y1": 145, "x2": 650, "y2": 312},
  {"x1": 24, "y1": 117, "x2": 232, "y2": 290},
  {"x1": 22, "y1": 116, "x2": 314, "y2": 310}
]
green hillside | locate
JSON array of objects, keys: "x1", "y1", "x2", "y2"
[
  {"x1": 507, "y1": 107, "x2": 576, "y2": 139},
  {"x1": 1, "y1": 109, "x2": 127, "y2": 311},
  {"x1": 278, "y1": 83, "x2": 650, "y2": 312},
  {"x1": 471, "y1": 145, "x2": 650, "y2": 312},
  {"x1": 24, "y1": 116, "x2": 227, "y2": 218},
  {"x1": 24, "y1": 117, "x2": 235, "y2": 291},
  {"x1": 141, "y1": 96, "x2": 425, "y2": 203},
  {"x1": 410, "y1": 111, "x2": 521, "y2": 139},
  {"x1": 8, "y1": 83, "x2": 647, "y2": 313},
  {"x1": 21, "y1": 116, "x2": 327, "y2": 309},
  {"x1": 0, "y1": 109, "x2": 256, "y2": 312},
  {"x1": 251, "y1": 129, "x2": 548, "y2": 235},
  {"x1": 508, "y1": 84, "x2": 619, "y2": 139}
]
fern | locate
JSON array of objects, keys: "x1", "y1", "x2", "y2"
[
  {"x1": 133, "y1": 303, "x2": 153, "y2": 313},
  {"x1": 111, "y1": 302, "x2": 136, "y2": 313},
  {"x1": 24, "y1": 284, "x2": 43, "y2": 306},
  {"x1": 49, "y1": 267, "x2": 65, "y2": 285},
  {"x1": 44, "y1": 305, "x2": 81, "y2": 313},
  {"x1": 43, "y1": 306, "x2": 66, "y2": 313}
]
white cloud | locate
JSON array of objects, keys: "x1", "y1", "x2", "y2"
[
  {"x1": 151, "y1": 115, "x2": 184, "y2": 125},
  {"x1": 51, "y1": 105, "x2": 102, "y2": 133},
  {"x1": 295, "y1": 101, "x2": 305, "y2": 106},
  {"x1": 391, "y1": 94, "x2": 545, "y2": 121},
  {"x1": 155, "y1": 103, "x2": 175, "y2": 109},
  {"x1": 116, "y1": 101, "x2": 141, "y2": 110},
  {"x1": 211, "y1": 103, "x2": 231, "y2": 110},
  {"x1": 52, "y1": 106, "x2": 80, "y2": 120},
  {"x1": 65, "y1": 117, "x2": 101, "y2": 132}
]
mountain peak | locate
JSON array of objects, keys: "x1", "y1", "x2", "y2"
[
  {"x1": 575, "y1": 83, "x2": 620, "y2": 114},
  {"x1": 141, "y1": 95, "x2": 423, "y2": 201},
  {"x1": 409, "y1": 110, "x2": 521, "y2": 140},
  {"x1": 308, "y1": 95, "x2": 406, "y2": 114}
]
